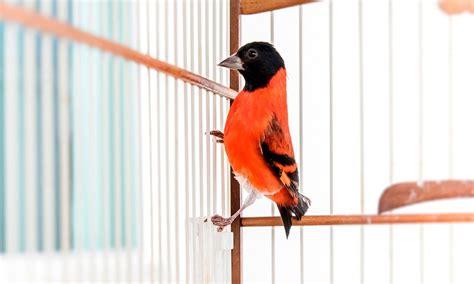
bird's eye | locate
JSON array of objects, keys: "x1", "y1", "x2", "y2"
[{"x1": 248, "y1": 49, "x2": 258, "y2": 59}]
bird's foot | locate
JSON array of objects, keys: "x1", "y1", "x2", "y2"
[
  {"x1": 211, "y1": 214, "x2": 234, "y2": 232},
  {"x1": 208, "y1": 130, "x2": 224, "y2": 143},
  {"x1": 209, "y1": 130, "x2": 224, "y2": 138}
]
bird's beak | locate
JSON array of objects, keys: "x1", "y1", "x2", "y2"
[{"x1": 218, "y1": 54, "x2": 244, "y2": 70}]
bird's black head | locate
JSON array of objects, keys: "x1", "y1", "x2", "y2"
[{"x1": 218, "y1": 42, "x2": 285, "y2": 92}]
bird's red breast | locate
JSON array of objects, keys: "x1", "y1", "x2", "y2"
[{"x1": 224, "y1": 68, "x2": 298, "y2": 206}]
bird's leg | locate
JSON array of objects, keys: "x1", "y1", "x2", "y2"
[
  {"x1": 211, "y1": 189, "x2": 258, "y2": 232},
  {"x1": 208, "y1": 130, "x2": 224, "y2": 143}
]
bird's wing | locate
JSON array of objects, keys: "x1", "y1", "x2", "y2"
[{"x1": 260, "y1": 117, "x2": 299, "y2": 197}]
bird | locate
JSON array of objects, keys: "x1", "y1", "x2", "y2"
[{"x1": 210, "y1": 41, "x2": 311, "y2": 238}]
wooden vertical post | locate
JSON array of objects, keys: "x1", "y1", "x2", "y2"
[{"x1": 229, "y1": 0, "x2": 241, "y2": 283}]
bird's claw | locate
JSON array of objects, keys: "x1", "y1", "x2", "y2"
[
  {"x1": 208, "y1": 130, "x2": 224, "y2": 139},
  {"x1": 211, "y1": 214, "x2": 232, "y2": 232}
]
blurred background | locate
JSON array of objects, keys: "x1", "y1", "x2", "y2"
[{"x1": 1, "y1": 0, "x2": 474, "y2": 283}]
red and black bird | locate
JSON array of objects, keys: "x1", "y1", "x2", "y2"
[{"x1": 210, "y1": 42, "x2": 310, "y2": 238}]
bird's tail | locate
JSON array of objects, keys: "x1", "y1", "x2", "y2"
[{"x1": 277, "y1": 193, "x2": 311, "y2": 238}]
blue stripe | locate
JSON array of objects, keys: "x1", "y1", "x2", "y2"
[
  {"x1": 119, "y1": 2, "x2": 126, "y2": 248},
  {"x1": 119, "y1": 59, "x2": 125, "y2": 248},
  {"x1": 71, "y1": 47, "x2": 78, "y2": 251},
  {"x1": 71, "y1": 46, "x2": 77, "y2": 250},
  {"x1": 52, "y1": 0, "x2": 61, "y2": 251},
  {"x1": 130, "y1": 4, "x2": 137, "y2": 248},
  {"x1": 129, "y1": 4, "x2": 137, "y2": 249},
  {"x1": 79, "y1": 17, "x2": 89, "y2": 250},
  {"x1": 17, "y1": 18, "x2": 26, "y2": 253},
  {"x1": 67, "y1": 0, "x2": 75, "y2": 250},
  {"x1": 96, "y1": 48, "x2": 104, "y2": 250},
  {"x1": 35, "y1": 0, "x2": 44, "y2": 252},
  {"x1": 95, "y1": 2, "x2": 104, "y2": 250},
  {"x1": 0, "y1": 20, "x2": 5, "y2": 254},
  {"x1": 108, "y1": 56, "x2": 115, "y2": 248},
  {"x1": 131, "y1": 63, "x2": 137, "y2": 247},
  {"x1": 91, "y1": 2, "x2": 99, "y2": 250},
  {"x1": 108, "y1": 1, "x2": 115, "y2": 248}
]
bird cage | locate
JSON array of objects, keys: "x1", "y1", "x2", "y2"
[{"x1": 0, "y1": 0, "x2": 474, "y2": 283}]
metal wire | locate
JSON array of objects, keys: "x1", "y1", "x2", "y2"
[
  {"x1": 358, "y1": 1, "x2": 365, "y2": 283},
  {"x1": 270, "y1": 10, "x2": 276, "y2": 284},
  {"x1": 144, "y1": 1, "x2": 154, "y2": 282},
  {"x1": 173, "y1": 0, "x2": 180, "y2": 281},
  {"x1": 388, "y1": 1, "x2": 394, "y2": 283},
  {"x1": 328, "y1": 2, "x2": 334, "y2": 283},
  {"x1": 205, "y1": 0, "x2": 211, "y2": 221},
  {"x1": 135, "y1": 0, "x2": 144, "y2": 280},
  {"x1": 418, "y1": 2, "x2": 425, "y2": 283},
  {"x1": 212, "y1": 0, "x2": 218, "y2": 218},
  {"x1": 198, "y1": 0, "x2": 205, "y2": 279},
  {"x1": 447, "y1": 15, "x2": 454, "y2": 284},
  {"x1": 183, "y1": 0, "x2": 190, "y2": 282},
  {"x1": 298, "y1": 5, "x2": 305, "y2": 284},
  {"x1": 189, "y1": 0, "x2": 198, "y2": 280}
]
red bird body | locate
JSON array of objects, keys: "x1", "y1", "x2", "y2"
[
  {"x1": 212, "y1": 42, "x2": 310, "y2": 237},
  {"x1": 224, "y1": 68, "x2": 296, "y2": 204}
]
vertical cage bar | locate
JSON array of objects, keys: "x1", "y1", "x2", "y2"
[
  {"x1": 198, "y1": 0, "x2": 205, "y2": 279},
  {"x1": 119, "y1": 1, "x2": 127, "y2": 278},
  {"x1": 155, "y1": 1, "x2": 163, "y2": 282},
  {"x1": 212, "y1": 96, "x2": 217, "y2": 214},
  {"x1": 145, "y1": 0, "x2": 154, "y2": 281},
  {"x1": 418, "y1": 1, "x2": 424, "y2": 283},
  {"x1": 173, "y1": 0, "x2": 180, "y2": 281},
  {"x1": 229, "y1": 0, "x2": 241, "y2": 283},
  {"x1": 35, "y1": 0, "x2": 45, "y2": 254},
  {"x1": 112, "y1": 1, "x2": 121, "y2": 263},
  {"x1": 73, "y1": 0, "x2": 81, "y2": 260},
  {"x1": 0, "y1": 0, "x2": 5, "y2": 256},
  {"x1": 136, "y1": 0, "x2": 144, "y2": 280},
  {"x1": 124, "y1": 1, "x2": 133, "y2": 280},
  {"x1": 52, "y1": 0, "x2": 61, "y2": 255},
  {"x1": 198, "y1": 0, "x2": 204, "y2": 220},
  {"x1": 101, "y1": 1, "x2": 110, "y2": 280},
  {"x1": 99, "y1": 0, "x2": 111, "y2": 281},
  {"x1": 219, "y1": 0, "x2": 226, "y2": 217},
  {"x1": 58, "y1": 0, "x2": 70, "y2": 255},
  {"x1": 447, "y1": 15, "x2": 454, "y2": 284},
  {"x1": 269, "y1": 10, "x2": 276, "y2": 284},
  {"x1": 298, "y1": 5, "x2": 304, "y2": 284},
  {"x1": 205, "y1": 0, "x2": 211, "y2": 219},
  {"x1": 92, "y1": 0, "x2": 99, "y2": 265},
  {"x1": 183, "y1": 0, "x2": 190, "y2": 282},
  {"x1": 388, "y1": 1, "x2": 394, "y2": 282},
  {"x1": 358, "y1": 1, "x2": 365, "y2": 283},
  {"x1": 164, "y1": 0, "x2": 171, "y2": 280},
  {"x1": 212, "y1": 0, "x2": 218, "y2": 218},
  {"x1": 220, "y1": 97, "x2": 225, "y2": 215},
  {"x1": 190, "y1": 0, "x2": 197, "y2": 280},
  {"x1": 329, "y1": 1, "x2": 334, "y2": 283},
  {"x1": 24, "y1": 0, "x2": 39, "y2": 256},
  {"x1": 4, "y1": 2, "x2": 19, "y2": 255}
]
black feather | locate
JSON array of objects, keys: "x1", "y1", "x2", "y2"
[
  {"x1": 277, "y1": 193, "x2": 311, "y2": 238},
  {"x1": 277, "y1": 205, "x2": 292, "y2": 238},
  {"x1": 235, "y1": 42, "x2": 285, "y2": 92}
]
